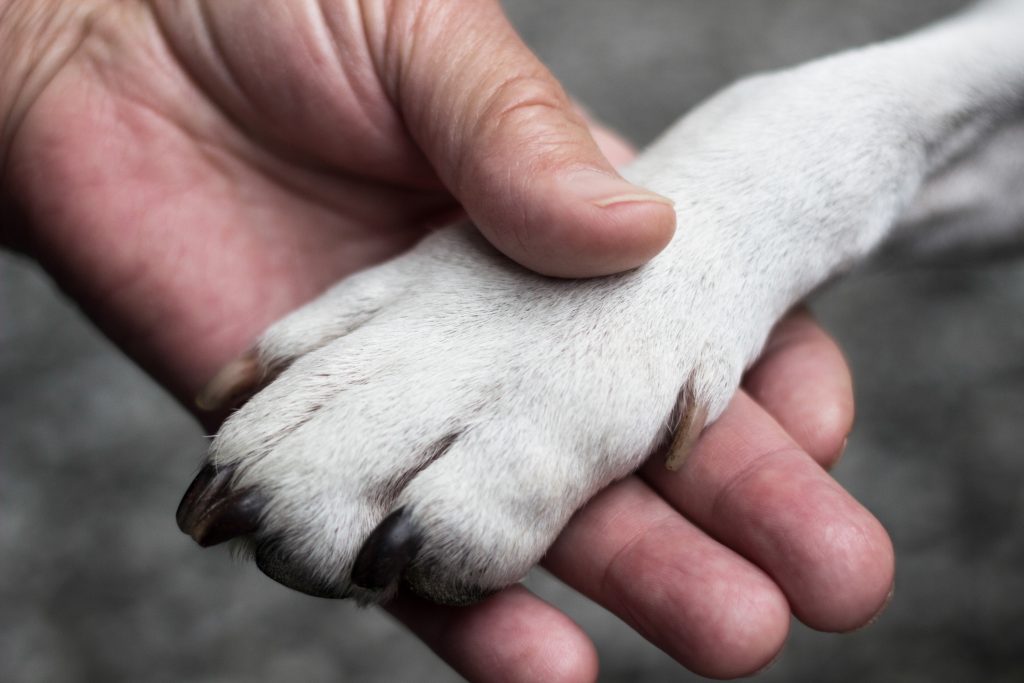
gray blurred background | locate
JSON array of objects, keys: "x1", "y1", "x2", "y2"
[{"x1": 3, "y1": 1, "x2": 1023, "y2": 681}]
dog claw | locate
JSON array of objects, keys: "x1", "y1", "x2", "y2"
[
  {"x1": 255, "y1": 542, "x2": 345, "y2": 599},
  {"x1": 351, "y1": 508, "x2": 421, "y2": 591},
  {"x1": 665, "y1": 394, "x2": 708, "y2": 471},
  {"x1": 195, "y1": 351, "x2": 261, "y2": 411},
  {"x1": 176, "y1": 463, "x2": 224, "y2": 532},
  {"x1": 176, "y1": 463, "x2": 264, "y2": 546}
]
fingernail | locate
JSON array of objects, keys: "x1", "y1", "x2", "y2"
[
  {"x1": 752, "y1": 648, "x2": 784, "y2": 677},
  {"x1": 592, "y1": 192, "x2": 675, "y2": 209},
  {"x1": 857, "y1": 581, "x2": 896, "y2": 631},
  {"x1": 833, "y1": 436, "x2": 849, "y2": 468},
  {"x1": 562, "y1": 169, "x2": 675, "y2": 209}
]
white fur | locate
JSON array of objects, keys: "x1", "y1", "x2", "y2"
[{"x1": 208, "y1": 0, "x2": 1024, "y2": 604}]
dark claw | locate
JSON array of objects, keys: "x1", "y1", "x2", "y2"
[
  {"x1": 176, "y1": 463, "x2": 264, "y2": 546},
  {"x1": 255, "y1": 542, "x2": 347, "y2": 599},
  {"x1": 176, "y1": 463, "x2": 223, "y2": 531},
  {"x1": 351, "y1": 508, "x2": 422, "y2": 591}
]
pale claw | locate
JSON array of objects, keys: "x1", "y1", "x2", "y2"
[
  {"x1": 195, "y1": 351, "x2": 261, "y2": 411},
  {"x1": 665, "y1": 390, "x2": 708, "y2": 471}
]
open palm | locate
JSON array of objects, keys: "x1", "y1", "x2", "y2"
[{"x1": 2, "y1": 2, "x2": 891, "y2": 681}]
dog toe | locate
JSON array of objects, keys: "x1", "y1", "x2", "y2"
[
  {"x1": 177, "y1": 463, "x2": 265, "y2": 547},
  {"x1": 350, "y1": 508, "x2": 422, "y2": 592}
]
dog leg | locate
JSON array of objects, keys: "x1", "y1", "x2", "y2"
[
  {"x1": 888, "y1": 119, "x2": 1024, "y2": 263},
  {"x1": 179, "y1": 0, "x2": 1024, "y2": 604}
]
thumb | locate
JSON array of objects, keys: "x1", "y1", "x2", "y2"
[{"x1": 384, "y1": 0, "x2": 676, "y2": 277}]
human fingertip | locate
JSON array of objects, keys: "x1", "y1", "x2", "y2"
[
  {"x1": 795, "y1": 507, "x2": 895, "y2": 633},
  {"x1": 687, "y1": 578, "x2": 790, "y2": 679},
  {"x1": 529, "y1": 622, "x2": 599, "y2": 683},
  {"x1": 853, "y1": 580, "x2": 895, "y2": 632},
  {"x1": 514, "y1": 177, "x2": 676, "y2": 278},
  {"x1": 805, "y1": 395, "x2": 855, "y2": 470},
  {"x1": 561, "y1": 168, "x2": 673, "y2": 211},
  {"x1": 831, "y1": 436, "x2": 850, "y2": 470},
  {"x1": 743, "y1": 310, "x2": 855, "y2": 468},
  {"x1": 487, "y1": 595, "x2": 598, "y2": 683},
  {"x1": 591, "y1": 191, "x2": 675, "y2": 210},
  {"x1": 426, "y1": 587, "x2": 597, "y2": 683}
]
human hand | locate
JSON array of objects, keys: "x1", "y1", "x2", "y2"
[
  {"x1": 1, "y1": 0, "x2": 674, "y2": 403},
  {"x1": 0, "y1": 0, "x2": 892, "y2": 680}
]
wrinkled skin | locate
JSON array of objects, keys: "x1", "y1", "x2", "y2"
[{"x1": 0, "y1": 1, "x2": 892, "y2": 680}]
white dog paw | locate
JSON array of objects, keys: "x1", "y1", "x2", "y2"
[
  {"x1": 178, "y1": 225, "x2": 748, "y2": 605},
  {"x1": 178, "y1": 56, "x2": 920, "y2": 604}
]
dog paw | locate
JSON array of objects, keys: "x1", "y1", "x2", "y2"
[
  {"x1": 177, "y1": 59, "x2": 914, "y2": 604},
  {"x1": 178, "y1": 225, "x2": 749, "y2": 605}
]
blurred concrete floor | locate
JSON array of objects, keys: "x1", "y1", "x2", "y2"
[{"x1": 3, "y1": 1, "x2": 1023, "y2": 681}]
